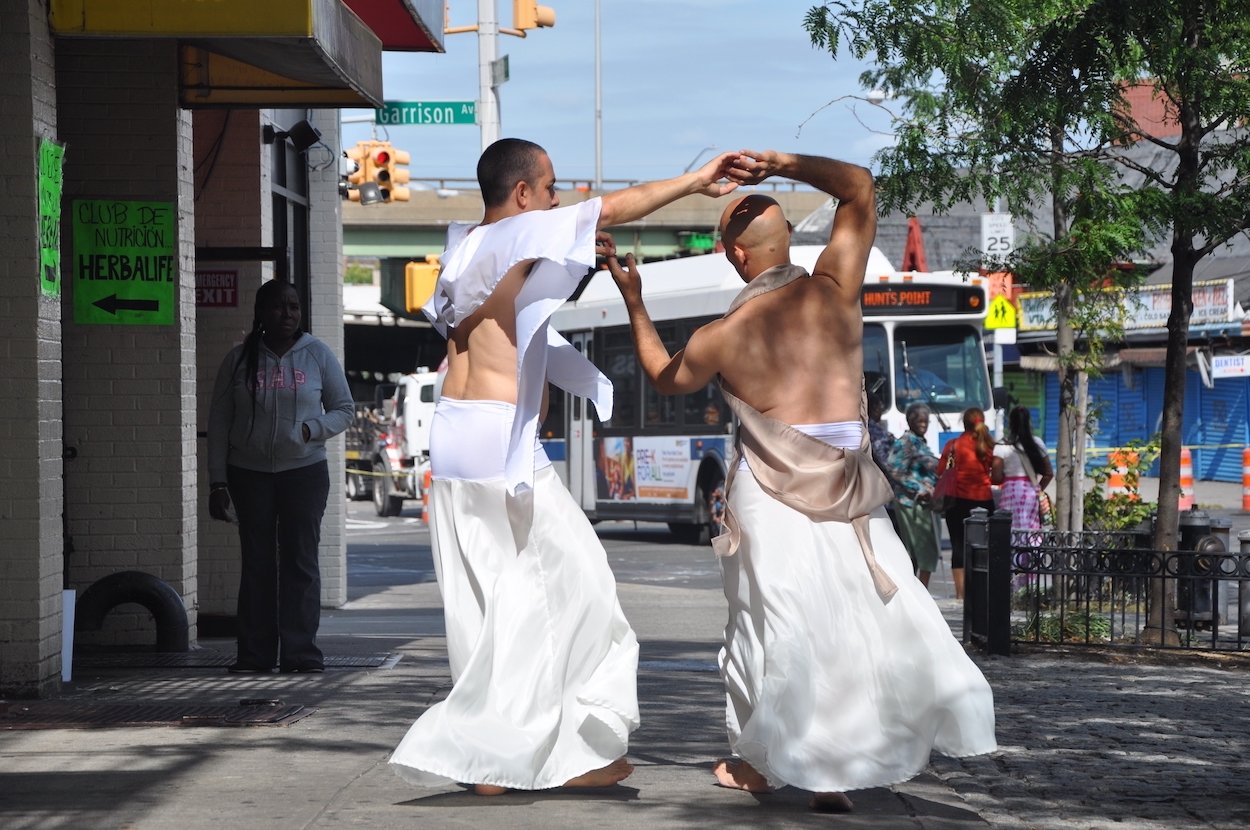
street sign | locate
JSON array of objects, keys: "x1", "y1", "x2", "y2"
[
  {"x1": 1212, "y1": 354, "x2": 1250, "y2": 379},
  {"x1": 981, "y1": 212, "x2": 1015, "y2": 258},
  {"x1": 985, "y1": 294, "x2": 1018, "y2": 330},
  {"x1": 491, "y1": 55, "x2": 510, "y2": 87},
  {"x1": 72, "y1": 199, "x2": 175, "y2": 326},
  {"x1": 375, "y1": 101, "x2": 477, "y2": 126}
]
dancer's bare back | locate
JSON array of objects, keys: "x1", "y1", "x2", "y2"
[
  {"x1": 713, "y1": 273, "x2": 863, "y2": 424},
  {"x1": 440, "y1": 261, "x2": 531, "y2": 404}
]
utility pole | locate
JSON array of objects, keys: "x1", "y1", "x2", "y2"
[
  {"x1": 449, "y1": 2, "x2": 553, "y2": 152},
  {"x1": 594, "y1": 0, "x2": 602, "y2": 189},
  {"x1": 476, "y1": 0, "x2": 501, "y2": 152}
]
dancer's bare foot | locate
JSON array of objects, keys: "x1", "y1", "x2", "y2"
[
  {"x1": 563, "y1": 757, "x2": 634, "y2": 788},
  {"x1": 712, "y1": 758, "x2": 773, "y2": 793},
  {"x1": 810, "y1": 791, "x2": 854, "y2": 812},
  {"x1": 472, "y1": 784, "x2": 509, "y2": 796}
]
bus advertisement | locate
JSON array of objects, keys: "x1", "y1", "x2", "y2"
[{"x1": 542, "y1": 245, "x2": 996, "y2": 543}]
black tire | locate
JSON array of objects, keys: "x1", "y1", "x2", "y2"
[
  {"x1": 345, "y1": 470, "x2": 372, "y2": 501},
  {"x1": 667, "y1": 522, "x2": 702, "y2": 545},
  {"x1": 372, "y1": 457, "x2": 404, "y2": 517}
]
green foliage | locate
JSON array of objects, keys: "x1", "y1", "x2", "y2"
[
  {"x1": 804, "y1": 2, "x2": 1250, "y2": 249},
  {"x1": 805, "y1": 1, "x2": 1250, "y2": 537},
  {"x1": 343, "y1": 262, "x2": 374, "y2": 285},
  {"x1": 1016, "y1": 609, "x2": 1111, "y2": 643},
  {"x1": 1083, "y1": 437, "x2": 1160, "y2": 531}
]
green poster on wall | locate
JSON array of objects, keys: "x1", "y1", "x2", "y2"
[
  {"x1": 38, "y1": 139, "x2": 65, "y2": 298},
  {"x1": 72, "y1": 199, "x2": 175, "y2": 325}
]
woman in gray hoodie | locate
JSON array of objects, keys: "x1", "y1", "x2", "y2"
[{"x1": 207, "y1": 279, "x2": 354, "y2": 673}]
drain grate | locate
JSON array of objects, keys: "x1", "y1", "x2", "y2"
[
  {"x1": 74, "y1": 651, "x2": 396, "y2": 669},
  {"x1": 0, "y1": 699, "x2": 315, "y2": 729}
]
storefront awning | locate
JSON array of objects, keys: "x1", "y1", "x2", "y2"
[
  {"x1": 50, "y1": 0, "x2": 441, "y2": 108},
  {"x1": 1019, "y1": 354, "x2": 1124, "y2": 373},
  {"x1": 342, "y1": 0, "x2": 444, "y2": 52}
]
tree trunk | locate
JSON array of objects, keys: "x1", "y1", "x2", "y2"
[
  {"x1": 1073, "y1": 370, "x2": 1088, "y2": 531},
  {"x1": 1055, "y1": 288, "x2": 1078, "y2": 533},
  {"x1": 1049, "y1": 126, "x2": 1077, "y2": 532},
  {"x1": 1143, "y1": 26, "x2": 1203, "y2": 646},
  {"x1": 1143, "y1": 265, "x2": 1191, "y2": 646}
]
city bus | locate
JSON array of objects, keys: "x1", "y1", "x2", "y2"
[{"x1": 542, "y1": 245, "x2": 995, "y2": 543}]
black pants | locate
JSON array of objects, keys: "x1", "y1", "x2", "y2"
[
  {"x1": 944, "y1": 497, "x2": 995, "y2": 569},
  {"x1": 227, "y1": 460, "x2": 329, "y2": 669}
]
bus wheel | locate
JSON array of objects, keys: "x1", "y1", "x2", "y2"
[{"x1": 667, "y1": 522, "x2": 702, "y2": 545}]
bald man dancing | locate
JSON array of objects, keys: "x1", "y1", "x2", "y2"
[{"x1": 608, "y1": 150, "x2": 997, "y2": 811}]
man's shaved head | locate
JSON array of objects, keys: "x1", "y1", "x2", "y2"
[{"x1": 719, "y1": 194, "x2": 791, "y2": 279}]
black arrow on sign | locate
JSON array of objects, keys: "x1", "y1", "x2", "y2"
[{"x1": 93, "y1": 294, "x2": 159, "y2": 315}]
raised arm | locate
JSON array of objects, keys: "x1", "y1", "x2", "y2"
[
  {"x1": 727, "y1": 150, "x2": 876, "y2": 297},
  {"x1": 608, "y1": 253, "x2": 722, "y2": 394},
  {"x1": 598, "y1": 152, "x2": 742, "y2": 229}
]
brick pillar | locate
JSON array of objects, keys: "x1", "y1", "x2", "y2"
[
  {"x1": 308, "y1": 108, "x2": 348, "y2": 609},
  {"x1": 0, "y1": 0, "x2": 66, "y2": 697},
  {"x1": 56, "y1": 40, "x2": 197, "y2": 648}
]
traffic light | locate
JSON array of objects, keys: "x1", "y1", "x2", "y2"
[
  {"x1": 372, "y1": 143, "x2": 411, "y2": 202},
  {"x1": 343, "y1": 143, "x2": 379, "y2": 203},
  {"x1": 513, "y1": 0, "x2": 555, "y2": 31},
  {"x1": 405, "y1": 255, "x2": 441, "y2": 313}
]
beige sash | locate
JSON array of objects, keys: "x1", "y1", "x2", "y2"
[{"x1": 710, "y1": 264, "x2": 898, "y2": 603}]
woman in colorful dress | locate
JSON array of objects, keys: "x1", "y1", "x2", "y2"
[
  {"x1": 888, "y1": 403, "x2": 941, "y2": 587},
  {"x1": 992, "y1": 406, "x2": 1054, "y2": 532}
]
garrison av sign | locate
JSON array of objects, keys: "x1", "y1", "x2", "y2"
[{"x1": 73, "y1": 199, "x2": 175, "y2": 326}]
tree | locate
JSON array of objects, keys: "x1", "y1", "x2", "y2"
[{"x1": 805, "y1": 0, "x2": 1250, "y2": 644}]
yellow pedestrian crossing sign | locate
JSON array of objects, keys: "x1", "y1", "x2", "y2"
[{"x1": 985, "y1": 294, "x2": 1017, "y2": 330}]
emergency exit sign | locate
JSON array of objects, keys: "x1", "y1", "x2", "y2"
[{"x1": 375, "y1": 101, "x2": 477, "y2": 126}]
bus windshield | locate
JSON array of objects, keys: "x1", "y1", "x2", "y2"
[{"x1": 894, "y1": 325, "x2": 989, "y2": 413}]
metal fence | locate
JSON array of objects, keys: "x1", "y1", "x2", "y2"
[{"x1": 964, "y1": 509, "x2": 1250, "y2": 654}]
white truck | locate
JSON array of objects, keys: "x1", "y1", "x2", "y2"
[{"x1": 345, "y1": 369, "x2": 439, "y2": 517}]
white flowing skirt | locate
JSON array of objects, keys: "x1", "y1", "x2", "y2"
[
  {"x1": 719, "y1": 472, "x2": 997, "y2": 793},
  {"x1": 390, "y1": 465, "x2": 640, "y2": 790}
]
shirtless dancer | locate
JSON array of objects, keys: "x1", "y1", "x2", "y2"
[
  {"x1": 608, "y1": 150, "x2": 997, "y2": 811},
  {"x1": 389, "y1": 138, "x2": 742, "y2": 795}
]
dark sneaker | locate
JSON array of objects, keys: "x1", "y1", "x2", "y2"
[
  {"x1": 280, "y1": 662, "x2": 325, "y2": 674},
  {"x1": 227, "y1": 661, "x2": 274, "y2": 674}
]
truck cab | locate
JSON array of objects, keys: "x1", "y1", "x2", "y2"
[{"x1": 345, "y1": 368, "x2": 439, "y2": 516}]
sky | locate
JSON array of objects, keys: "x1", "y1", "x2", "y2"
[{"x1": 340, "y1": 1, "x2": 895, "y2": 187}]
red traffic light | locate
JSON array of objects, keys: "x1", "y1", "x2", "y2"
[{"x1": 375, "y1": 150, "x2": 391, "y2": 165}]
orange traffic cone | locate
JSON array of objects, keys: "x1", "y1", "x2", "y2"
[
  {"x1": 421, "y1": 468, "x2": 432, "y2": 524},
  {"x1": 1105, "y1": 450, "x2": 1139, "y2": 500},
  {"x1": 1179, "y1": 446, "x2": 1195, "y2": 511},
  {"x1": 1241, "y1": 448, "x2": 1250, "y2": 511}
]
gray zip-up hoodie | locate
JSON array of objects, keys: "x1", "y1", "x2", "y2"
[{"x1": 207, "y1": 333, "x2": 354, "y2": 483}]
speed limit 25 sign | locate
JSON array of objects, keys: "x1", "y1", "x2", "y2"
[{"x1": 981, "y1": 213, "x2": 1015, "y2": 258}]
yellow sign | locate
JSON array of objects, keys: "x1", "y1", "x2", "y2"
[{"x1": 985, "y1": 294, "x2": 1017, "y2": 330}]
